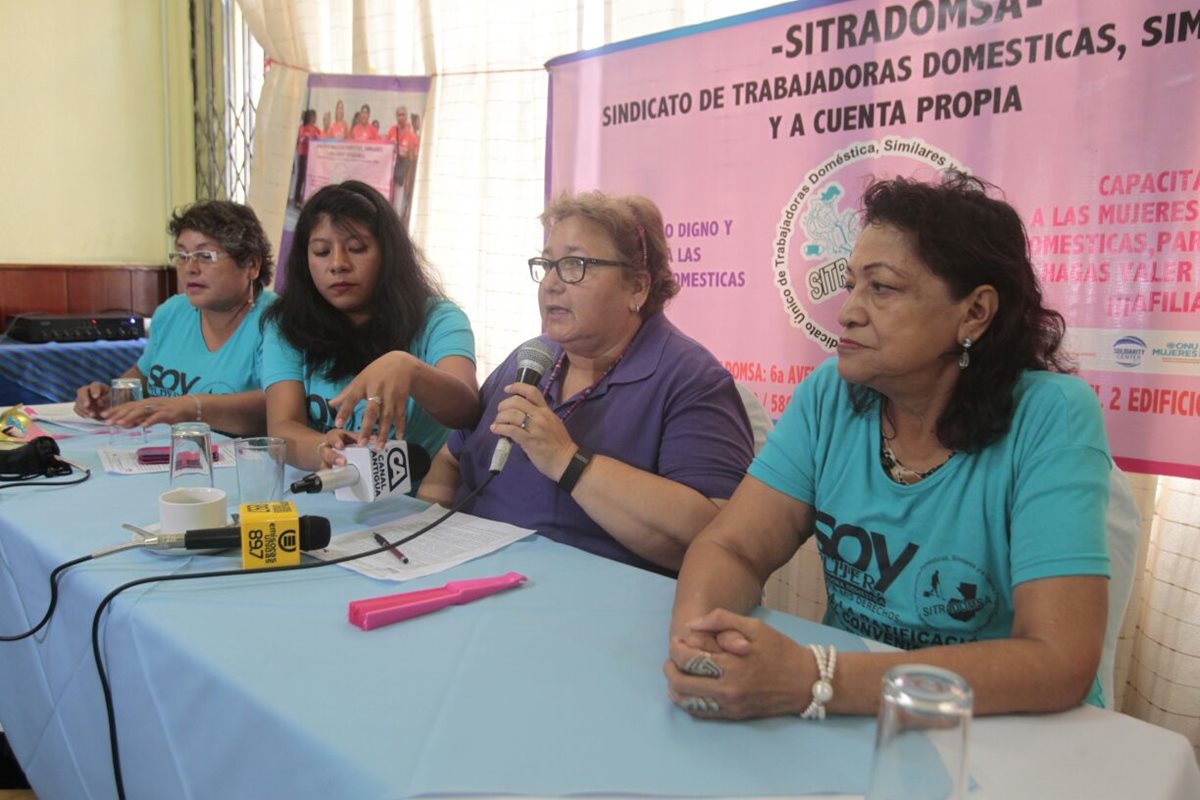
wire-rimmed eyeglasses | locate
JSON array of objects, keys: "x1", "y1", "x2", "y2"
[
  {"x1": 528, "y1": 256, "x2": 628, "y2": 284},
  {"x1": 167, "y1": 250, "x2": 225, "y2": 267}
]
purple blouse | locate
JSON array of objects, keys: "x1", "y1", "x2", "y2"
[{"x1": 448, "y1": 313, "x2": 755, "y2": 574}]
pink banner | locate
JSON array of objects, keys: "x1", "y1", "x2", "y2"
[
  {"x1": 547, "y1": 0, "x2": 1200, "y2": 478},
  {"x1": 305, "y1": 141, "x2": 396, "y2": 202}
]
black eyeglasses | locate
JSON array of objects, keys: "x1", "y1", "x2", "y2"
[{"x1": 528, "y1": 256, "x2": 628, "y2": 284}]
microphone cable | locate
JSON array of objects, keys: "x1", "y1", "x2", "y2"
[
  {"x1": 0, "y1": 553, "x2": 96, "y2": 641},
  {"x1": 0, "y1": 541, "x2": 143, "y2": 642},
  {"x1": 91, "y1": 472, "x2": 497, "y2": 800}
]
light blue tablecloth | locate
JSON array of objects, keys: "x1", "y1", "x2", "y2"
[{"x1": 0, "y1": 430, "x2": 918, "y2": 800}]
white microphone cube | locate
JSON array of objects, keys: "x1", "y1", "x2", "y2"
[{"x1": 334, "y1": 441, "x2": 416, "y2": 502}]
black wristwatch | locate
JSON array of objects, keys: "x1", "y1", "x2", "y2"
[{"x1": 557, "y1": 445, "x2": 594, "y2": 494}]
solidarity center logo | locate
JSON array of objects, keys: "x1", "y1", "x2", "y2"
[
  {"x1": 1113, "y1": 335, "x2": 1147, "y2": 368},
  {"x1": 770, "y1": 136, "x2": 966, "y2": 350}
]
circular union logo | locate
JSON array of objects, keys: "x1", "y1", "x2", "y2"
[
  {"x1": 771, "y1": 137, "x2": 966, "y2": 351},
  {"x1": 913, "y1": 555, "x2": 999, "y2": 635}
]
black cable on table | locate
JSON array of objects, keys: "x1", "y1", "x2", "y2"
[
  {"x1": 93, "y1": 472, "x2": 497, "y2": 800},
  {"x1": 0, "y1": 554, "x2": 95, "y2": 641}
]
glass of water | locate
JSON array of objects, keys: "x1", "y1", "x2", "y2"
[
  {"x1": 109, "y1": 378, "x2": 147, "y2": 446},
  {"x1": 864, "y1": 664, "x2": 973, "y2": 800},
  {"x1": 169, "y1": 421, "x2": 214, "y2": 488},
  {"x1": 235, "y1": 436, "x2": 286, "y2": 505}
]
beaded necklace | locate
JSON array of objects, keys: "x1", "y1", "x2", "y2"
[{"x1": 542, "y1": 348, "x2": 628, "y2": 422}]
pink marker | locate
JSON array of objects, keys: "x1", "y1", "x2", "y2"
[{"x1": 348, "y1": 572, "x2": 528, "y2": 631}]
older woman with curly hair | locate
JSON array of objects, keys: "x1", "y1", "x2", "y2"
[
  {"x1": 666, "y1": 173, "x2": 1112, "y2": 720},
  {"x1": 420, "y1": 191, "x2": 755, "y2": 576},
  {"x1": 74, "y1": 200, "x2": 276, "y2": 436}
]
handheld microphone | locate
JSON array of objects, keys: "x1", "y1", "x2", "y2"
[
  {"x1": 139, "y1": 502, "x2": 331, "y2": 569},
  {"x1": 489, "y1": 338, "x2": 556, "y2": 473},
  {"x1": 289, "y1": 441, "x2": 431, "y2": 502}
]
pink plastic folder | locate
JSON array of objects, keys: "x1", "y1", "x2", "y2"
[{"x1": 348, "y1": 572, "x2": 527, "y2": 631}]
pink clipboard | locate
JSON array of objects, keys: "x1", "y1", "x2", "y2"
[{"x1": 348, "y1": 571, "x2": 527, "y2": 631}]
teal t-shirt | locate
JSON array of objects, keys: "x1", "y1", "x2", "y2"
[
  {"x1": 137, "y1": 291, "x2": 276, "y2": 397},
  {"x1": 750, "y1": 359, "x2": 1111, "y2": 706},
  {"x1": 260, "y1": 299, "x2": 476, "y2": 459}
]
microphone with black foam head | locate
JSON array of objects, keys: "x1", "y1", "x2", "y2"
[
  {"x1": 289, "y1": 441, "x2": 431, "y2": 502},
  {"x1": 146, "y1": 516, "x2": 332, "y2": 551},
  {"x1": 489, "y1": 338, "x2": 556, "y2": 473},
  {"x1": 139, "y1": 503, "x2": 331, "y2": 569}
]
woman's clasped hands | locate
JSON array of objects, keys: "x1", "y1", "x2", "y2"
[{"x1": 665, "y1": 609, "x2": 817, "y2": 720}]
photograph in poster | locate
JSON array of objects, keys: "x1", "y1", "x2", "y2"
[{"x1": 279, "y1": 73, "x2": 431, "y2": 277}]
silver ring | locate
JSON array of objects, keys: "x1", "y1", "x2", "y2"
[
  {"x1": 519, "y1": 413, "x2": 531, "y2": 431},
  {"x1": 679, "y1": 696, "x2": 720, "y2": 714},
  {"x1": 683, "y1": 653, "x2": 723, "y2": 679},
  {"x1": 367, "y1": 395, "x2": 383, "y2": 405}
]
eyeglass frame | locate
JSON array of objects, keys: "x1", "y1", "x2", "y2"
[
  {"x1": 167, "y1": 250, "x2": 227, "y2": 267},
  {"x1": 528, "y1": 256, "x2": 630, "y2": 284}
]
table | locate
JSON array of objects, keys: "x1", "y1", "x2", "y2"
[
  {"x1": 0, "y1": 430, "x2": 1196, "y2": 800},
  {"x1": 0, "y1": 338, "x2": 146, "y2": 405}
]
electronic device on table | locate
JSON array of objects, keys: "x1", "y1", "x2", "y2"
[{"x1": 5, "y1": 312, "x2": 146, "y2": 343}]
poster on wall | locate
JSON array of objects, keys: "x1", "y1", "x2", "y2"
[
  {"x1": 278, "y1": 73, "x2": 431, "y2": 279},
  {"x1": 546, "y1": 0, "x2": 1200, "y2": 478}
]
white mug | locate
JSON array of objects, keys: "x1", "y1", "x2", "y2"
[{"x1": 159, "y1": 487, "x2": 227, "y2": 534}]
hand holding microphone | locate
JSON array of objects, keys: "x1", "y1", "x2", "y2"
[
  {"x1": 489, "y1": 339, "x2": 556, "y2": 473},
  {"x1": 491, "y1": 384, "x2": 579, "y2": 482}
]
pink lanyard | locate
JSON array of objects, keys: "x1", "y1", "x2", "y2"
[{"x1": 542, "y1": 348, "x2": 628, "y2": 423}]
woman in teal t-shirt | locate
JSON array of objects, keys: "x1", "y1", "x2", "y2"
[
  {"x1": 666, "y1": 173, "x2": 1111, "y2": 721},
  {"x1": 73, "y1": 201, "x2": 275, "y2": 436},
  {"x1": 261, "y1": 181, "x2": 478, "y2": 471}
]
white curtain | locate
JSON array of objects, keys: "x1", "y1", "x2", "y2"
[
  {"x1": 236, "y1": 0, "x2": 1199, "y2": 762},
  {"x1": 1122, "y1": 476, "x2": 1200, "y2": 762},
  {"x1": 239, "y1": 0, "x2": 769, "y2": 375},
  {"x1": 238, "y1": 0, "x2": 354, "y2": 264}
]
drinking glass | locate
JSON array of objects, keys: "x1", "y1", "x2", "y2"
[
  {"x1": 235, "y1": 436, "x2": 286, "y2": 505},
  {"x1": 864, "y1": 664, "x2": 973, "y2": 800},
  {"x1": 169, "y1": 421, "x2": 214, "y2": 488},
  {"x1": 109, "y1": 378, "x2": 147, "y2": 446}
]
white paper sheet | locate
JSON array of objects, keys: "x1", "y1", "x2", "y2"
[
  {"x1": 25, "y1": 403, "x2": 109, "y2": 432},
  {"x1": 310, "y1": 505, "x2": 534, "y2": 581}
]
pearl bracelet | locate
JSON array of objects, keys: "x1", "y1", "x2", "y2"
[
  {"x1": 192, "y1": 394, "x2": 202, "y2": 422},
  {"x1": 800, "y1": 644, "x2": 837, "y2": 720}
]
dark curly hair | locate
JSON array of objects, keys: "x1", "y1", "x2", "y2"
[
  {"x1": 541, "y1": 191, "x2": 679, "y2": 318},
  {"x1": 853, "y1": 172, "x2": 1074, "y2": 452},
  {"x1": 168, "y1": 200, "x2": 274, "y2": 292},
  {"x1": 263, "y1": 180, "x2": 444, "y2": 382}
]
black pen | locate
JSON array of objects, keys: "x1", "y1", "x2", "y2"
[{"x1": 373, "y1": 532, "x2": 409, "y2": 564}]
